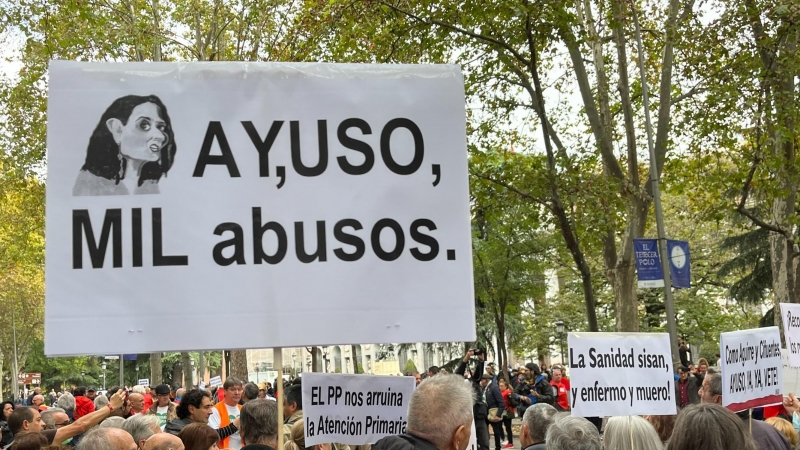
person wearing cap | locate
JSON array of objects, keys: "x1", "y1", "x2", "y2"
[
  {"x1": 146, "y1": 384, "x2": 177, "y2": 431},
  {"x1": 481, "y1": 373, "x2": 505, "y2": 450},
  {"x1": 86, "y1": 387, "x2": 97, "y2": 401}
]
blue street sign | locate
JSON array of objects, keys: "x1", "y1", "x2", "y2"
[
  {"x1": 667, "y1": 240, "x2": 691, "y2": 289},
  {"x1": 634, "y1": 238, "x2": 664, "y2": 288}
]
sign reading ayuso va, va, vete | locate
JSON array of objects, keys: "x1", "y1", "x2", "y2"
[{"x1": 45, "y1": 61, "x2": 474, "y2": 356}]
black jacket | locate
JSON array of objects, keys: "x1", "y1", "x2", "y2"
[
  {"x1": 674, "y1": 376, "x2": 700, "y2": 408},
  {"x1": 515, "y1": 375, "x2": 554, "y2": 406},
  {"x1": 484, "y1": 382, "x2": 505, "y2": 416},
  {"x1": 373, "y1": 434, "x2": 439, "y2": 450},
  {"x1": 456, "y1": 359, "x2": 487, "y2": 420}
]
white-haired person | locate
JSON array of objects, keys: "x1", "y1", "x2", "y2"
[
  {"x1": 546, "y1": 415, "x2": 601, "y2": 450},
  {"x1": 603, "y1": 416, "x2": 663, "y2": 450},
  {"x1": 372, "y1": 374, "x2": 474, "y2": 450}
]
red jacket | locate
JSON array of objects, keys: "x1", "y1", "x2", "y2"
[{"x1": 73, "y1": 395, "x2": 95, "y2": 420}]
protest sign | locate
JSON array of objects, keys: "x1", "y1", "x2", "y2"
[
  {"x1": 782, "y1": 349, "x2": 800, "y2": 395},
  {"x1": 781, "y1": 303, "x2": 800, "y2": 368},
  {"x1": 301, "y1": 373, "x2": 415, "y2": 445},
  {"x1": 209, "y1": 376, "x2": 222, "y2": 387},
  {"x1": 720, "y1": 327, "x2": 783, "y2": 411},
  {"x1": 45, "y1": 61, "x2": 474, "y2": 356},
  {"x1": 568, "y1": 332, "x2": 676, "y2": 417},
  {"x1": 467, "y1": 420, "x2": 476, "y2": 450},
  {"x1": 137, "y1": 379, "x2": 149, "y2": 386}
]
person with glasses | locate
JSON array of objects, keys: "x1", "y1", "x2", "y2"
[
  {"x1": 41, "y1": 408, "x2": 71, "y2": 430},
  {"x1": 209, "y1": 377, "x2": 243, "y2": 450}
]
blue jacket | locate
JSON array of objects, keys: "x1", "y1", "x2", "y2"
[{"x1": 485, "y1": 382, "x2": 505, "y2": 416}]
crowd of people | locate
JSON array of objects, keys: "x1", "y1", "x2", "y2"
[{"x1": 1, "y1": 350, "x2": 799, "y2": 450}]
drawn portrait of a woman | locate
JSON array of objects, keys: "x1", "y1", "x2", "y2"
[{"x1": 73, "y1": 94, "x2": 177, "y2": 196}]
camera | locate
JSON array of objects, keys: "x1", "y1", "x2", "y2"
[{"x1": 471, "y1": 348, "x2": 485, "y2": 357}]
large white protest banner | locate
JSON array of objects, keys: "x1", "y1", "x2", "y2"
[
  {"x1": 568, "y1": 332, "x2": 676, "y2": 417},
  {"x1": 781, "y1": 303, "x2": 800, "y2": 368},
  {"x1": 720, "y1": 327, "x2": 783, "y2": 411},
  {"x1": 301, "y1": 373, "x2": 415, "y2": 446},
  {"x1": 45, "y1": 61, "x2": 474, "y2": 356}
]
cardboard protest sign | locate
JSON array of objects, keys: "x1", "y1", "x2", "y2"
[
  {"x1": 45, "y1": 61, "x2": 474, "y2": 356},
  {"x1": 209, "y1": 376, "x2": 222, "y2": 387},
  {"x1": 720, "y1": 327, "x2": 783, "y2": 411},
  {"x1": 568, "y1": 332, "x2": 676, "y2": 417},
  {"x1": 138, "y1": 379, "x2": 149, "y2": 386},
  {"x1": 301, "y1": 373, "x2": 415, "y2": 445},
  {"x1": 781, "y1": 303, "x2": 800, "y2": 368}
]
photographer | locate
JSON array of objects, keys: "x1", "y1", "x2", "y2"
[
  {"x1": 514, "y1": 363, "x2": 553, "y2": 417},
  {"x1": 456, "y1": 349, "x2": 489, "y2": 450}
]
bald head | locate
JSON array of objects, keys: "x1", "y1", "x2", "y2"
[
  {"x1": 129, "y1": 393, "x2": 145, "y2": 413},
  {"x1": 143, "y1": 433, "x2": 185, "y2": 450}
]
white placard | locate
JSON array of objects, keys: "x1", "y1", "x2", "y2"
[
  {"x1": 137, "y1": 378, "x2": 149, "y2": 386},
  {"x1": 467, "y1": 420, "x2": 476, "y2": 450},
  {"x1": 720, "y1": 327, "x2": 783, "y2": 412},
  {"x1": 209, "y1": 376, "x2": 222, "y2": 387},
  {"x1": 567, "y1": 332, "x2": 676, "y2": 417},
  {"x1": 782, "y1": 349, "x2": 800, "y2": 395},
  {"x1": 44, "y1": 61, "x2": 474, "y2": 356},
  {"x1": 781, "y1": 303, "x2": 800, "y2": 368},
  {"x1": 301, "y1": 373, "x2": 415, "y2": 445}
]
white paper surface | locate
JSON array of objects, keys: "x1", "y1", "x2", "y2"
[
  {"x1": 137, "y1": 379, "x2": 149, "y2": 386},
  {"x1": 567, "y1": 332, "x2": 676, "y2": 417},
  {"x1": 720, "y1": 327, "x2": 783, "y2": 411},
  {"x1": 45, "y1": 61, "x2": 474, "y2": 355},
  {"x1": 301, "y1": 373, "x2": 415, "y2": 445},
  {"x1": 781, "y1": 303, "x2": 800, "y2": 368}
]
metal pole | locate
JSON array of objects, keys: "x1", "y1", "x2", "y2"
[
  {"x1": 560, "y1": 335, "x2": 565, "y2": 365},
  {"x1": 12, "y1": 307, "x2": 19, "y2": 401},
  {"x1": 631, "y1": 4, "x2": 679, "y2": 365},
  {"x1": 119, "y1": 355, "x2": 124, "y2": 387}
]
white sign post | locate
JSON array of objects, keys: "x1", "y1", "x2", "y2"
[
  {"x1": 720, "y1": 327, "x2": 783, "y2": 412},
  {"x1": 44, "y1": 61, "x2": 474, "y2": 356},
  {"x1": 301, "y1": 373, "x2": 415, "y2": 446},
  {"x1": 567, "y1": 332, "x2": 676, "y2": 417},
  {"x1": 781, "y1": 303, "x2": 800, "y2": 368}
]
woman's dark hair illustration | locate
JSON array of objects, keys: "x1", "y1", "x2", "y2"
[{"x1": 81, "y1": 95, "x2": 176, "y2": 186}]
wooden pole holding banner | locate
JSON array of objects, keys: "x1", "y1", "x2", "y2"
[
  {"x1": 276, "y1": 347, "x2": 284, "y2": 450},
  {"x1": 120, "y1": 354, "x2": 124, "y2": 387}
]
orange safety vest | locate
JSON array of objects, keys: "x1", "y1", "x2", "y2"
[{"x1": 216, "y1": 401, "x2": 242, "y2": 448}]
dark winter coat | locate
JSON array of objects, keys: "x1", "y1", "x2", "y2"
[{"x1": 373, "y1": 434, "x2": 440, "y2": 450}]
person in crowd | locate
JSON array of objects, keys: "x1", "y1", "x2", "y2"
[
  {"x1": 243, "y1": 383, "x2": 260, "y2": 403},
  {"x1": 95, "y1": 394, "x2": 110, "y2": 411},
  {"x1": 481, "y1": 373, "x2": 504, "y2": 450},
  {"x1": 406, "y1": 372, "x2": 422, "y2": 386},
  {"x1": 31, "y1": 395, "x2": 45, "y2": 411},
  {"x1": 283, "y1": 384, "x2": 303, "y2": 443},
  {"x1": 147, "y1": 384, "x2": 178, "y2": 431},
  {"x1": 41, "y1": 408, "x2": 70, "y2": 430},
  {"x1": 285, "y1": 419, "x2": 332, "y2": 450},
  {"x1": 175, "y1": 389, "x2": 186, "y2": 405},
  {"x1": 675, "y1": 366, "x2": 700, "y2": 409},
  {"x1": 56, "y1": 393, "x2": 75, "y2": 421},
  {"x1": 238, "y1": 399, "x2": 279, "y2": 450},
  {"x1": 72, "y1": 387, "x2": 95, "y2": 420},
  {"x1": 143, "y1": 386, "x2": 154, "y2": 412},
  {"x1": 166, "y1": 388, "x2": 239, "y2": 438},
  {"x1": 27, "y1": 388, "x2": 41, "y2": 407},
  {"x1": 519, "y1": 404, "x2": 557, "y2": 450},
  {"x1": 456, "y1": 349, "x2": 488, "y2": 450},
  {"x1": 550, "y1": 367, "x2": 570, "y2": 411},
  {"x1": 603, "y1": 415, "x2": 663, "y2": 450},
  {"x1": 515, "y1": 363, "x2": 554, "y2": 414},
  {"x1": 48, "y1": 391, "x2": 57, "y2": 408},
  {"x1": 497, "y1": 379, "x2": 514, "y2": 449},
  {"x1": 178, "y1": 422, "x2": 220, "y2": 450},
  {"x1": 99, "y1": 416, "x2": 127, "y2": 429},
  {"x1": 123, "y1": 413, "x2": 162, "y2": 450},
  {"x1": 209, "y1": 377, "x2": 244, "y2": 449},
  {"x1": 8, "y1": 430, "x2": 47, "y2": 450},
  {"x1": 426, "y1": 367, "x2": 439, "y2": 379},
  {"x1": 667, "y1": 403, "x2": 757, "y2": 450},
  {"x1": 8, "y1": 389, "x2": 126, "y2": 446},
  {"x1": 678, "y1": 339, "x2": 692, "y2": 368},
  {"x1": 643, "y1": 415, "x2": 676, "y2": 444},
  {"x1": 766, "y1": 418, "x2": 799, "y2": 449},
  {"x1": 258, "y1": 388, "x2": 266, "y2": 399},
  {"x1": 372, "y1": 374, "x2": 474, "y2": 450},
  {"x1": 700, "y1": 373, "x2": 791, "y2": 450},
  {"x1": 540, "y1": 364, "x2": 551, "y2": 382},
  {"x1": 129, "y1": 393, "x2": 146, "y2": 415},
  {"x1": 144, "y1": 433, "x2": 185, "y2": 450},
  {"x1": 1, "y1": 401, "x2": 15, "y2": 446},
  {"x1": 86, "y1": 387, "x2": 98, "y2": 401},
  {"x1": 545, "y1": 415, "x2": 601, "y2": 450}
]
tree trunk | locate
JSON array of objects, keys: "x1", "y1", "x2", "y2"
[
  {"x1": 181, "y1": 352, "x2": 192, "y2": 387},
  {"x1": 229, "y1": 350, "x2": 248, "y2": 380},
  {"x1": 311, "y1": 347, "x2": 319, "y2": 372},
  {"x1": 351, "y1": 345, "x2": 361, "y2": 374},
  {"x1": 150, "y1": 353, "x2": 162, "y2": 386}
]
